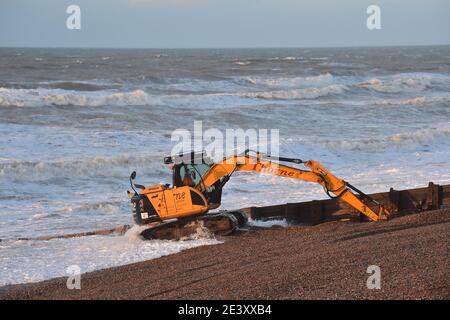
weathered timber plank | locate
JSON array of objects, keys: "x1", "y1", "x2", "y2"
[{"x1": 245, "y1": 183, "x2": 449, "y2": 224}]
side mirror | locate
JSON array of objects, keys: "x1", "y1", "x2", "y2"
[{"x1": 129, "y1": 171, "x2": 138, "y2": 195}]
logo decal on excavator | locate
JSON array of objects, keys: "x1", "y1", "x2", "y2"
[
  {"x1": 174, "y1": 191, "x2": 186, "y2": 201},
  {"x1": 260, "y1": 164, "x2": 294, "y2": 177}
]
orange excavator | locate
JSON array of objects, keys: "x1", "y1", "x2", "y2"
[{"x1": 127, "y1": 150, "x2": 390, "y2": 239}]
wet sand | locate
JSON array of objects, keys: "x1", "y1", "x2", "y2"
[{"x1": 0, "y1": 209, "x2": 448, "y2": 300}]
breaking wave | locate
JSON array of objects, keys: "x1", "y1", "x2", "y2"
[
  {"x1": 318, "y1": 62, "x2": 366, "y2": 68},
  {"x1": 321, "y1": 126, "x2": 450, "y2": 151},
  {"x1": 374, "y1": 96, "x2": 450, "y2": 106},
  {"x1": 234, "y1": 61, "x2": 251, "y2": 66},
  {"x1": 58, "y1": 200, "x2": 124, "y2": 216},
  {"x1": 358, "y1": 73, "x2": 450, "y2": 93},
  {"x1": 46, "y1": 81, "x2": 115, "y2": 91},
  {"x1": 3, "y1": 72, "x2": 448, "y2": 108},
  {"x1": 0, "y1": 154, "x2": 166, "y2": 181},
  {"x1": 183, "y1": 84, "x2": 345, "y2": 103},
  {"x1": 241, "y1": 84, "x2": 346, "y2": 100},
  {"x1": 0, "y1": 87, "x2": 157, "y2": 107},
  {"x1": 243, "y1": 73, "x2": 334, "y2": 88},
  {"x1": 164, "y1": 84, "x2": 347, "y2": 106}
]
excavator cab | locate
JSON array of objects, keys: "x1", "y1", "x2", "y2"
[{"x1": 167, "y1": 152, "x2": 226, "y2": 209}]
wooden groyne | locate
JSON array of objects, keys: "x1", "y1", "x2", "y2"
[{"x1": 241, "y1": 182, "x2": 450, "y2": 224}]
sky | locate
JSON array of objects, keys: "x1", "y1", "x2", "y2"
[{"x1": 0, "y1": 0, "x2": 449, "y2": 48}]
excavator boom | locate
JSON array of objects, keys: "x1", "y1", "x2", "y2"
[{"x1": 196, "y1": 151, "x2": 390, "y2": 221}]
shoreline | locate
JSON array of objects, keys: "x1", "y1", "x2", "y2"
[{"x1": 1, "y1": 209, "x2": 448, "y2": 300}]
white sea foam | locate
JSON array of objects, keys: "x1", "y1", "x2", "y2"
[
  {"x1": 164, "y1": 78, "x2": 243, "y2": 93},
  {"x1": 266, "y1": 56, "x2": 305, "y2": 61},
  {"x1": 0, "y1": 154, "x2": 165, "y2": 181},
  {"x1": 161, "y1": 84, "x2": 346, "y2": 107},
  {"x1": 0, "y1": 233, "x2": 222, "y2": 286},
  {"x1": 234, "y1": 61, "x2": 251, "y2": 66},
  {"x1": 318, "y1": 62, "x2": 366, "y2": 68},
  {"x1": 244, "y1": 73, "x2": 334, "y2": 88},
  {"x1": 321, "y1": 126, "x2": 450, "y2": 151},
  {"x1": 374, "y1": 96, "x2": 450, "y2": 106},
  {"x1": 0, "y1": 87, "x2": 156, "y2": 107},
  {"x1": 57, "y1": 200, "x2": 124, "y2": 216},
  {"x1": 358, "y1": 73, "x2": 450, "y2": 93},
  {"x1": 242, "y1": 84, "x2": 346, "y2": 100},
  {"x1": 247, "y1": 218, "x2": 289, "y2": 228}
]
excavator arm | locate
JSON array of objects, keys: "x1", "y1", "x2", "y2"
[{"x1": 196, "y1": 151, "x2": 390, "y2": 221}]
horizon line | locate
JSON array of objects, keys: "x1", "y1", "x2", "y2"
[{"x1": 1, "y1": 43, "x2": 449, "y2": 50}]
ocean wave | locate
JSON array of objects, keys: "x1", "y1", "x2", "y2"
[
  {"x1": 162, "y1": 83, "x2": 347, "y2": 106},
  {"x1": 268, "y1": 56, "x2": 304, "y2": 61},
  {"x1": 242, "y1": 84, "x2": 346, "y2": 100},
  {"x1": 46, "y1": 81, "x2": 115, "y2": 91},
  {"x1": 154, "y1": 53, "x2": 169, "y2": 58},
  {"x1": 31, "y1": 212, "x2": 64, "y2": 220},
  {"x1": 318, "y1": 62, "x2": 366, "y2": 68},
  {"x1": 164, "y1": 78, "x2": 244, "y2": 93},
  {"x1": 321, "y1": 126, "x2": 450, "y2": 151},
  {"x1": 0, "y1": 154, "x2": 166, "y2": 181},
  {"x1": 0, "y1": 80, "x2": 117, "y2": 91},
  {"x1": 358, "y1": 73, "x2": 450, "y2": 93},
  {"x1": 234, "y1": 61, "x2": 251, "y2": 66},
  {"x1": 374, "y1": 96, "x2": 450, "y2": 106},
  {"x1": 244, "y1": 73, "x2": 334, "y2": 88},
  {"x1": 0, "y1": 87, "x2": 157, "y2": 107},
  {"x1": 282, "y1": 56, "x2": 301, "y2": 61},
  {"x1": 168, "y1": 84, "x2": 346, "y2": 104},
  {"x1": 229, "y1": 56, "x2": 304, "y2": 64},
  {"x1": 58, "y1": 200, "x2": 124, "y2": 215}
]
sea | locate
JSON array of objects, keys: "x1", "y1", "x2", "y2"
[{"x1": 0, "y1": 46, "x2": 449, "y2": 285}]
